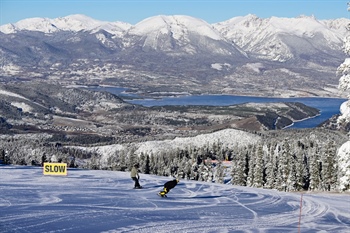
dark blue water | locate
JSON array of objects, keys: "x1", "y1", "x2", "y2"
[
  {"x1": 127, "y1": 95, "x2": 346, "y2": 129},
  {"x1": 85, "y1": 86, "x2": 346, "y2": 129}
]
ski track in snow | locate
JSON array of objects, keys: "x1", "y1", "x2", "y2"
[{"x1": 1, "y1": 166, "x2": 349, "y2": 233}]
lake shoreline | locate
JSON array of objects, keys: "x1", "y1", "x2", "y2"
[
  {"x1": 76, "y1": 84, "x2": 346, "y2": 99},
  {"x1": 83, "y1": 85, "x2": 346, "y2": 129}
]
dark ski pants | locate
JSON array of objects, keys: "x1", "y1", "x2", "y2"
[{"x1": 132, "y1": 177, "x2": 141, "y2": 188}]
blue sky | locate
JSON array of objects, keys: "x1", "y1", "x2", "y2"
[{"x1": 1, "y1": 0, "x2": 350, "y2": 26}]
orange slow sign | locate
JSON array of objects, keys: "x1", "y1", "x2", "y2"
[{"x1": 43, "y1": 163, "x2": 67, "y2": 176}]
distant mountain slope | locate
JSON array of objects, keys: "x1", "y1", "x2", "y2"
[
  {"x1": 0, "y1": 14, "x2": 348, "y2": 97},
  {"x1": 213, "y1": 15, "x2": 345, "y2": 64}
]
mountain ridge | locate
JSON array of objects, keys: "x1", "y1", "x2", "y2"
[
  {"x1": 0, "y1": 14, "x2": 132, "y2": 35},
  {"x1": 0, "y1": 14, "x2": 349, "y2": 98},
  {"x1": 1, "y1": 13, "x2": 348, "y2": 35}
]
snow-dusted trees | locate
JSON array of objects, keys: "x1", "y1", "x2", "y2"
[
  {"x1": 246, "y1": 145, "x2": 255, "y2": 187},
  {"x1": 308, "y1": 146, "x2": 321, "y2": 191},
  {"x1": 336, "y1": 7, "x2": 350, "y2": 191},
  {"x1": 231, "y1": 148, "x2": 248, "y2": 186},
  {"x1": 277, "y1": 140, "x2": 290, "y2": 191},
  {"x1": 214, "y1": 161, "x2": 224, "y2": 184},
  {"x1": 140, "y1": 153, "x2": 151, "y2": 174},
  {"x1": 294, "y1": 149, "x2": 306, "y2": 191},
  {"x1": 337, "y1": 141, "x2": 350, "y2": 191},
  {"x1": 127, "y1": 147, "x2": 138, "y2": 170},
  {"x1": 286, "y1": 152, "x2": 298, "y2": 192},
  {"x1": 264, "y1": 143, "x2": 277, "y2": 189},
  {"x1": 252, "y1": 144, "x2": 264, "y2": 188},
  {"x1": 321, "y1": 140, "x2": 338, "y2": 191},
  {"x1": 0, "y1": 127, "x2": 347, "y2": 192},
  {"x1": 228, "y1": 131, "x2": 344, "y2": 192}
]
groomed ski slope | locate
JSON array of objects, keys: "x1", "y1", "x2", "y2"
[{"x1": 1, "y1": 166, "x2": 349, "y2": 233}]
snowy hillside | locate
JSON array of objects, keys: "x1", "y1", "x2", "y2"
[
  {"x1": 80, "y1": 129, "x2": 261, "y2": 167},
  {"x1": 1, "y1": 166, "x2": 349, "y2": 233}
]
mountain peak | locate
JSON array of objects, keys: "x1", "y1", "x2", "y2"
[
  {"x1": 123, "y1": 14, "x2": 244, "y2": 56},
  {"x1": 129, "y1": 14, "x2": 222, "y2": 40},
  {"x1": 53, "y1": 14, "x2": 104, "y2": 31}
]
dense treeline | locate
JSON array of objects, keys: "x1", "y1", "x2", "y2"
[
  {"x1": 125, "y1": 136, "x2": 340, "y2": 192},
  {"x1": 0, "y1": 129, "x2": 348, "y2": 192}
]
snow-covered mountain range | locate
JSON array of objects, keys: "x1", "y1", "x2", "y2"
[
  {"x1": 1, "y1": 14, "x2": 349, "y2": 97},
  {"x1": 0, "y1": 14, "x2": 131, "y2": 35},
  {"x1": 214, "y1": 14, "x2": 346, "y2": 62}
]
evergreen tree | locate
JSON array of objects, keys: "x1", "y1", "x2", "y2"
[
  {"x1": 128, "y1": 153, "x2": 138, "y2": 171},
  {"x1": 337, "y1": 142, "x2": 350, "y2": 191},
  {"x1": 302, "y1": 153, "x2": 310, "y2": 190},
  {"x1": 231, "y1": 149, "x2": 247, "y2": 186},
  {"x1": 118, "y1": 151, "x2": 127, "y2": 171},
  {"x1": 247, "y1": 145, "x2": 255, "y2": 187},
  {"x1": 143, "y1": 154, "x2": 151, "y2": 174},
  {"x1": 264, "y1": 143, "x2": 277, "y2": 189},
  {"x1": 215, "y1": 161, "x2": 225, "y2": 184},
  {"x1": 274, "y1": 145, "x2": 283, "y2": 191},
  {"x1": 149, "y1": 153, "x2": 158, "y2": 175},
  {"x1": 294, "y1": 150, "x2": 305, "y2": 191},
  {"x1": 0, "y1": 149, "x2": 5, "y2": 163},
  {"x1": 184, "y1": 158, "x2": 193, "y2": 180},
  {"x1": 278, "y1": 140, "x2": 291, "y2": 191},
  {"x1": 156, "y1": 153, "x2": 167, "y2": 176},
  {"x1": 322, "y1": 140, "x2": 336, "y2": 191},
  {"x1": 253, "y1": 144, "x2": 264, "y2": 188},
  {"x1": 177, "y1": 156, "x2": 188, "y2": 179},
  {"x1": 335, "y1": 4, "x2": 350, "y2": 191},
  {"x1": 309, "y1": 147, "x2": 321, "y2": 191},
  {"x1": 197, "y1": 162, "x2": 212, "y2": 182},
  {"x1": 286, "y1": 153, "x2": 298, "y2": 191}
]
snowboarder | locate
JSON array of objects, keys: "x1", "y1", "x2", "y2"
[
  {"x1": 130, "y1": 163, "x2": 142, "y2": 189},
  {"x1": 158, "y1": 178, "x2": 179, "y2": 197}
]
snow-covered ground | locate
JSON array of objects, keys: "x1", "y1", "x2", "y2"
[
  {"x1": 83, "y1": 129, "x2": 261, "y2": 167},
  {"x1": 1, "y1": 166, "x2": 349, "y2": 233}
]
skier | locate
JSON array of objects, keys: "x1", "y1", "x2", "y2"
[
  {"x1": 130, "y1": 163, "x2": 142, "y2": 189},
  {"x1": 158, "y1": 178, "x2": 179, "y2": 197}
]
